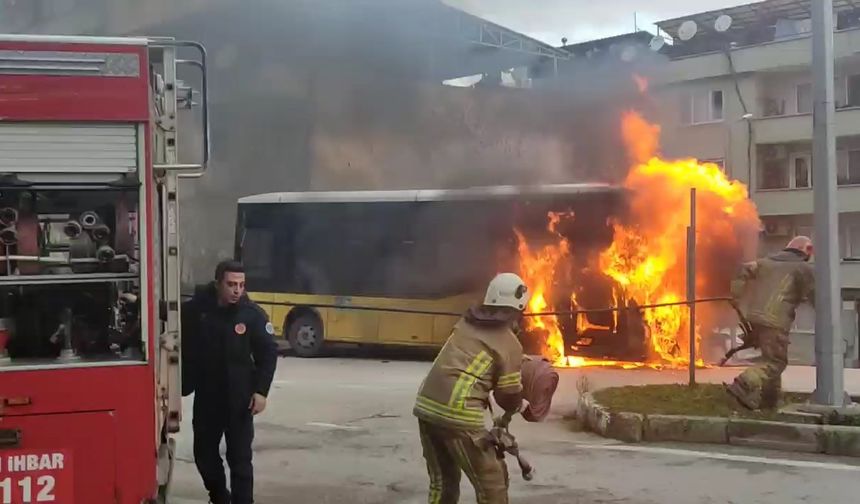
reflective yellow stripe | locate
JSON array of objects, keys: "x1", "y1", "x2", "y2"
[
  {"x1": 449, "y1": 351, "x2": 494, "y2": 409},
  {"x1": 497, "y1": 372, "x2": 521, "y2": 387},
  {"x1": 415, "y1": 395, "x2": 484, "y2": 426},
  {"x1": 420, "y1": 426, "x2": 443, "y2": 504},
  {"x1": 454, "y1": 438, "x2": 485, "y2": 501},
  {"x1": 417, "y1": 395, "x2": 483, "y2": 421}
]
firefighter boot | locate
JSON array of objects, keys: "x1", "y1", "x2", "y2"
[
  {"x1": 760, "y1": 376, "x2": 783, "y2": 410},
  {"x1": 725, "y1": 380, "x2": 758, "y2": 410}
]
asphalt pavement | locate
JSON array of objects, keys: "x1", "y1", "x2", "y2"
[{"x1": 168, "y1": 355, "x2": 860, "y2": 503}]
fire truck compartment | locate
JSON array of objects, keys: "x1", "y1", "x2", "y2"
[
  {"x1": 0, "y1": 187, "x2": 144, "y2": 369},
  {"x1": 0, "y1": 410, "x2": 117, "y2": 503}
]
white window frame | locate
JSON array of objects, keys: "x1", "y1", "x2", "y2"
[
  {"x1": 789, "y1": 152, "x2": 812, "y2": 188},
  {"x1": 847, "y1": 74, "x2": 860, "y2": 108},
  {"x1": 795, "y1": 82, "x2": 812, "y2": 114},
  {"x1": 846, "y1": 223, "x2": 860, "y2": 258},
  {"x1": 838, "y1": 149, "x2": 860, "y2": 186},
  {"x1": 681, "y1": 89, "x2": 724, "y2": 125}
]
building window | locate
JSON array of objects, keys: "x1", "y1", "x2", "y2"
[
  {"x1": 846, "y1": 224, "x2": 860, "y2": 259},
  {"x1": 838, "y1": 150, "x2": 860, "y2": 185},
  {"x1": 760, "y1": 159, "x2": 789, "y2": 190},
  {"x1": 848, "y1": 74, "x2": 860, "y2": 108},
  {"x1": 790, "y1": 153, "x2": 812, "y2": 188},
  {"x1": 759, "y1": 150, "x2": 813, "y2": 190},
  {"x1": 681, "y1": 89, "x2": 724, "y2": 124},
  {"x1": 796, "y1": 83, "x2": 812, "y2": 114}
]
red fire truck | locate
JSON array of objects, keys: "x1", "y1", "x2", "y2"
[{"x1": 0, "y1": 35, "x2": 208, "y2": 503}]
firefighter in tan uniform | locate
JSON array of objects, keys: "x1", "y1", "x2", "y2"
[
  {"x1": 414, "y1": 273, "x2": 529, "y2": 504},
  {"x1": 726, "y1": 236, "x2": 815, "y2": 410}
]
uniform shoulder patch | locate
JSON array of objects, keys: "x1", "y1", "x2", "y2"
[{"x1": 265, "y1": 322, "x2": 275, "y2": 335}]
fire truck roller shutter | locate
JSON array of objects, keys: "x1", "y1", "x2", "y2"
[{"x1": 0, "y1": 123, "x2": 138, "y2": 176}]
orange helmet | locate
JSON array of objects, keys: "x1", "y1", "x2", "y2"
[{"x1": 786, "y1": 235, "x2": 813, "y2": 258}]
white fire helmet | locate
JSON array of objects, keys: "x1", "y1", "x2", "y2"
[{"x1": 483, "y1": 273, "x2": 530, "y2": 311}]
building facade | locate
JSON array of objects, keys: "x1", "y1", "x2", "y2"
[{"x1": 649, "y1": 0, "x2": 860, "y2": 365}]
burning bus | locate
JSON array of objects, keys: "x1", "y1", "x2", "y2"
[
  {"x1": 235, "y1": 183, "x2": 623, "y2": 357},
  {"x1": 517, "y1": 111, "x2": 761, "y2": 369},
  {"x1": 236, "y1": 110, "x2": 760, "y2": 368}
]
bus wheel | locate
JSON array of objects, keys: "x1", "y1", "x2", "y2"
[{"x1": 288, "y1": 314, "x2": 325, "y2": 357}]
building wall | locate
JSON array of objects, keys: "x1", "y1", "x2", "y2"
[{"x1": 653, "y1": 29, "x2": 860, "y2": 262}]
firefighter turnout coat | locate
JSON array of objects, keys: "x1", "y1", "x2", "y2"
[
  {"x1": 731, "y1": 249, "x2": 815, "y2": 332},
  {"x1": 413, "y1": 308, "x2": 524, "y2": 429}
]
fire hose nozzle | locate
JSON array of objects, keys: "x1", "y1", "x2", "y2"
[
  {"x1": 63, "y1": 220, "x2": 83, "y2": 239},
  {"x1": 0, "y1": 227, "x2": 17, "y2": 246},
  {"x1": 0, "y1": 208, "x2": 17, "y2": 226}
]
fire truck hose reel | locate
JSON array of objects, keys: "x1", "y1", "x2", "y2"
[
  {"x1": 15, "y1": 212, "x2": 41, "y2": 275},
  {"x1": 114, "y1": 197, "x2": 132, "y2": 255}
]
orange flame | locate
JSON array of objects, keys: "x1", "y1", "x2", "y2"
[
  {"x1": 515, "y1": 212, "x2": 573, "y2": 364},
  {"x1": 516, "y1": 110, "x2": 760, "y2": 369},
  {"x1": 632, "y1": 73, "x2": 649, "y2": 94}
]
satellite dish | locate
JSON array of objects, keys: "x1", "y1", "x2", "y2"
[
  {"x1": 715, "y1": 14, "x2": 733, "y2": 33},
  {"x1": 678, "y1": 20, "x2": 698, "y2": 41},
  {"x1": 649, "y1": 36, "x2": 666, "y2": 52}
]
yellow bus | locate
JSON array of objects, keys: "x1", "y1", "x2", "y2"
[{"x1": 235, "y1": 184, "x2": 621, "y2": 357}]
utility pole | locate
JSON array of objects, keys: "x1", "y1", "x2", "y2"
[{"x1": 811, "y1": 0, "x2": 845, "y2": 406}]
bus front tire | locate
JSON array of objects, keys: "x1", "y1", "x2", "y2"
[{"x1": 288, "y1": 314, "x2": 325, "y2": 357}]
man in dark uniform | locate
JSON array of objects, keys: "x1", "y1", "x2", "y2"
[{"x1": 182, "y1": 260, "x2": 278, "y2": 504}]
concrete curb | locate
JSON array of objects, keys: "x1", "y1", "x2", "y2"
[
  {"x1": 576, "y1": 392, "x2": 860, "y2": 457},
  {"x1": 645, "y1": 414, "x2": 728, "y2": 444}
]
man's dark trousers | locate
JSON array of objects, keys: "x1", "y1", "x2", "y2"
[{"x1": 193, "y1": 397, "x2": 255, "y2": 504}]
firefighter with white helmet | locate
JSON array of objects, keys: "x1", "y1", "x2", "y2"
[
  {"x1": 726, "y1": 236, "x2": 815, "y2": 410},
  {"x1": 413, "y1": 273, "x2": 529, "y2": 504}
]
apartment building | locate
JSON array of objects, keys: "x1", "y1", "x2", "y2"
[{"x1": 648, "y1": 0, "x2": 860, "y2": 365}]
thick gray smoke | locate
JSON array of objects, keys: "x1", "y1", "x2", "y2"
[{"x1": 7, "y1": 0, "x2": 668, "y2": 288}]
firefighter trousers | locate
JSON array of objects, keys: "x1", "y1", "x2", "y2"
[
  {"x1": 732, "y1": 324, "x2": 789, "y2": 410},
  {"x1": 418, "y1": 420, "x2": 509, "y2": 504},
  {"x1": 193, "y1": 398, "x2": 255, "y2": 504}
]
